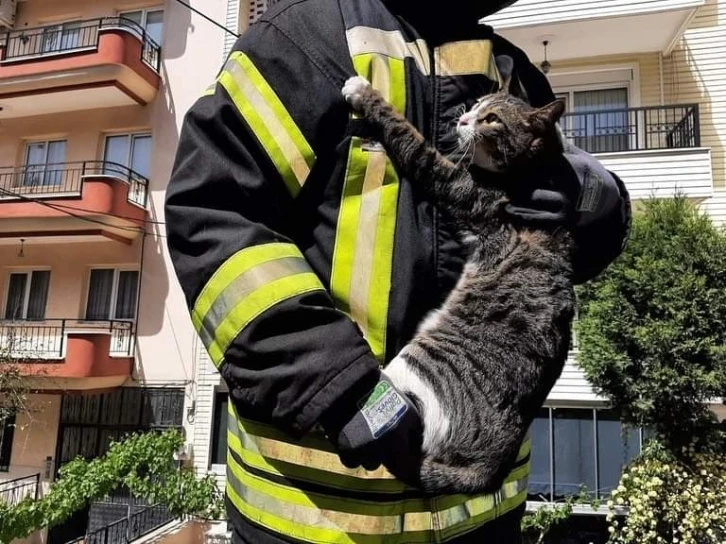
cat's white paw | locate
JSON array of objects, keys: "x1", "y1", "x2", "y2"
[{"x1": 342, "y1": 76, "x2": 371, "y2": 110}]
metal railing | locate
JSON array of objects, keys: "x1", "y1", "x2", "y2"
[
  {"x1": 0, "y1": 473, "x2": 40, "y2": 506},
  {"x1": 0, "y1": 17, "x2": 161, "y2": 71},
  {"x1": 561, "y1": 104, "x2": 701, "y2": 154},
  {"x1": 0, "y1": 161, "x2": 149, "y2": 208},
  {"x1": 0, "y1": 319, "x2": 136, "y2": 360},
  {"x1": 68, "y1": 504, "x2": 175, "y2": 544}
]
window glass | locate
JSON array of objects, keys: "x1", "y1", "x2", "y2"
[
  {"x1": 553, "y1": 408, "x2": 596, "y2": 500},
  {"x1": 4, "y1": 273, "x2": 27, "y2": 319},
  {"x1": 597, "y1": 410, "x2": 641, "y2": 496},
  {"x1": 211, "y1": 393, "x2": 229, "y2": 465},
  {"x1": 115, "y1": 271, "x2": 139, "y2": 320},
  {"x1": 4, "y1": 271, "x2": 49, "y2": 320},
  {"x1": 145, "y1": 10, "x2": 164, "y2": 45},
  {"x1": 528, "y1": 408, "x2": 552, "y2": 501},
  {"x1": 86, "y1": 269, "x2": 115, "y2": 320}
]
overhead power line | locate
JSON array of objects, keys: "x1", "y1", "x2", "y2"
[{"x1": 172, "y1": 0, "x2": 240, "y2": 38}]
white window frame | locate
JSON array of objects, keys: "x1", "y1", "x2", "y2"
[
  {"x1": 2, "y1": 268, "x2": 52, "y2": 321},
  {"x1": 118, "y1": 7, "x2": 164, "y2": 42},
  {"x1": 553, "y1": 81, "x2": 638, "y2": 154},
  {"x1": 24, "y1": 138, "x2": 67, "y2": 167},
  {"x1": 84, "y1": 266, "x2": 140, "y2": 321},
  {"x1": 548, "y1": 63, "x2": 640, "y2": 108},
  {"x1": 102, "y1": 132, "x2": 152, "y2": 175}
]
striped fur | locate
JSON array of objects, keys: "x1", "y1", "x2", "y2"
[{"x1": 344, "y1": 75, "x2": 575, "y2": 494}]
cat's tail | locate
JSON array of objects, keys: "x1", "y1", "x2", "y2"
[{"x1": 418, "y1": 458, "x2": 512, "y2": 496}]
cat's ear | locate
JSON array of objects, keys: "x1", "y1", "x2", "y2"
[
  {"x1": 530, "y1": 99, "x2": 566, "y2": 126},
  {"x1": 495, "y1": 55, "x2": 515, "y2": 94}
]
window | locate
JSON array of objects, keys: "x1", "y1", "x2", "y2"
[
  {"x1": 22, "y1": 140, "x2": 67, "y2": 187},
  {"x1": 85, "y1": 269, "x2": 139, "y2": 321},
  {"x1": 103, "y1": 133, "x2": 152, "y2": 179},
  {"x1": 0, "y1": 414, "x2": 16, "y2": 472},
  {"x1": 119, "y1": 8, "x2": 164, "y2": 45},
  {"x1": 4, "y1": 270, "x2": 50, "y2": 320},
  {"x1": 529, "y1": 407, "x2": 646, "y2": 503},
  {"x1": 557, "y1": 87, "x2": 630, "y2": 153},
  {"x1": 211, "y1": 392, "x2": 229, "y2": 466},
  {"x1": 40, "y1": 21, "x2": 83, "y2": 54}
]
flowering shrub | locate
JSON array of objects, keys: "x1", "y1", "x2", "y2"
[{"x1": 606, "y1": 440, "x2": 726, "y2": 544}]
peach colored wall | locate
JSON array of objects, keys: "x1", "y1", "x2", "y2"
[
  {"x1": 1, "y1": 394, "x2": 60, "y2": 488},
  {"x1": 2, "y1": 395, "x2": 61, "y2": 544},
  {"x1": 14, "y1": 0, "x2": 165, "y2": 28},
  {"x1": 0, "y1": 106, "x2": 151, "y2": 169},
  {"x1": 132, "y1": 0, "x2": 226, "y2": 386},
  {"x1": 0, "y1": 240, "x2": 141, "y2": 319}
]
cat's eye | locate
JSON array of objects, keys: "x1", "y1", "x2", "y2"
[{"x1": 483, "y1": 113, "x2": 501, "y2": 124}]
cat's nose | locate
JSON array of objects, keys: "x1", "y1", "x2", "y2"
[{"x1": 458, "y1": 112, "x2": 475, "y2": 126}]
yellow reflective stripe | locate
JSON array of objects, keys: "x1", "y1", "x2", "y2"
[
  {"x1": 218, "y1": 51, "x2": 316, "y2": 197},
  {"x1": 201, "y1": 82, "x2": 216, "y2": 97},
  {"x1": 227, "y1": 442, "x2": 529, "y2": 542},
  {"x1": 229, "y1": 409, "x2": 411, "y2": 493},
  {"x1": 192, "y1": 243, "x2": 324, "y2": 367},
  {"x1": 330, "y1": 138, "x2": 400, "y2": 362},
  {"x1": 230, "y1": 407, "x2": 529, "y2": 492},
  {"x1": 226, "y1": 479, "x2": 434, "y2": 544},
  {"x1": 346, "y1": 26, "x2": 431, "y2": 76},
  {"x1": 434, "y1": 40, "x2": 499, "y2": 79},
  {"x1": 352, "y1": 54, "x2": 406, "y2": 115}
]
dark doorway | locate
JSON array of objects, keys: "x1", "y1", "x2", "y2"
[{"x1": 48, "y1": 387, "x2": 184, "y2": 544}]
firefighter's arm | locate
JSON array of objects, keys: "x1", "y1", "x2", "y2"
[
  {"x1": 493, "y1": 35, "x2": 633, "y2": 284},
  {"x1": 164, "y1": 22, "x2": 382, "y2": 438}
]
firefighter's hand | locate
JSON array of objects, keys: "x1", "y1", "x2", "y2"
[{"x1": 320, "y1": 373, "x2": 424, "y2": 475}]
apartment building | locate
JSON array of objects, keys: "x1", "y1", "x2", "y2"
[{"x1": 0, "y1": 0, "x2": 229, "y2": 542}]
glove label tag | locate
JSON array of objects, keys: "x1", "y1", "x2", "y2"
[
  {"x1": 359, "y1": 381, "x2": 408, "y2": 439},
  {"x1": 577, "y1": 169, "x2": 604, "y2": 213}
]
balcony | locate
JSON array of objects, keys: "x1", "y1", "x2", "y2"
[
  {"x1": 561, "y1": 104, "x2": 713, "y2": 201},
  {"x1": 0, "y1": 474, "x2": 40, "y2": 506},
  {"x1": 0, "y1": 161, "x2": 148, "y2": 244},
  {"x1": 483, "y1": 0, "x2": 705, "y2": 61},
  {"x1": 0, "y1": 318, "x2": 134, "y2": 391},
  {"x1": 0, "y1": 17, "x2": 161, "y2": 118}
]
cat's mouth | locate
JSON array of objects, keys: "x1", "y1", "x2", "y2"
[{"x1": 456, "y1": 126, "x2": 501, "y2": 172}]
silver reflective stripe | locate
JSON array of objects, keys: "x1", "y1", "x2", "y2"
[
  {"x1": 346, "y1": 26, "x2": 431, "y2": 76},
  {"x1": 197, "y1": 256, "x2": 312, "y2": 352}
]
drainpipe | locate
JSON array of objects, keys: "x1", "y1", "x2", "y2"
[{"x1": 659, "y1": 53, "x2": 665, "y2": 106}]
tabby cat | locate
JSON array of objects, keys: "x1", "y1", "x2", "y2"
[{"x1": 341, "y1": 65, "x2": 576, "y2": 495}]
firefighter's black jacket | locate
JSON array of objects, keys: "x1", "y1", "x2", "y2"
[{"x1": 165, "y1": 0, "x2": 630, "y2": 534}]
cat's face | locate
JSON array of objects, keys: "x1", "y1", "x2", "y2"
[{"x1": 457, "y1": 92, "x2": 566, "y2": 172}]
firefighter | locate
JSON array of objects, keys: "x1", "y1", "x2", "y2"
[{"x1": 165, "y1": 0, "x2": 632, "y2": 542}]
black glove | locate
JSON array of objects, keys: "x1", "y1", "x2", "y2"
[
  {"x1": 505, "y1": 148, "x2": 623, "y2": 230},
  {"x1": 320, "y1": 372, "x2": 423, "y2": 480}
]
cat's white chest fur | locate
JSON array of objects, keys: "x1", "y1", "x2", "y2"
[{"x1": 383, "y1": 349, "x2": 451, "y2": 454}]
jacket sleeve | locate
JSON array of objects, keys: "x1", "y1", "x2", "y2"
[
  {"x1": 164, "y1": 21, "x2": 380, "y2": 437},
  {"x1": 494, "y1": 34, "x2": 633, "y2": 284}
]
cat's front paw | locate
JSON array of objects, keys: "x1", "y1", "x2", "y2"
[{"x1": 342, "y1": 76, "x2": 371, "y2": 111}]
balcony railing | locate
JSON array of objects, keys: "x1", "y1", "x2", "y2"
[
  {"x1": 0, "y1": 161, "x2": 149, "y2": 208},
  {"x1": 0, "y1": 474, "x2": 40, "y2": 506},
  {"x1": 68, "y1": 504, "x2": 176, "y2": 544},
  {"x1": 561, "y1": 104, "x2": 701, "y2": 154},
  {"x1": 1, "y1": 17, "x2": 161, "y2": 71},
  {"x1": 0, "y1": 319, "x2": 135, "y2": 360}
]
